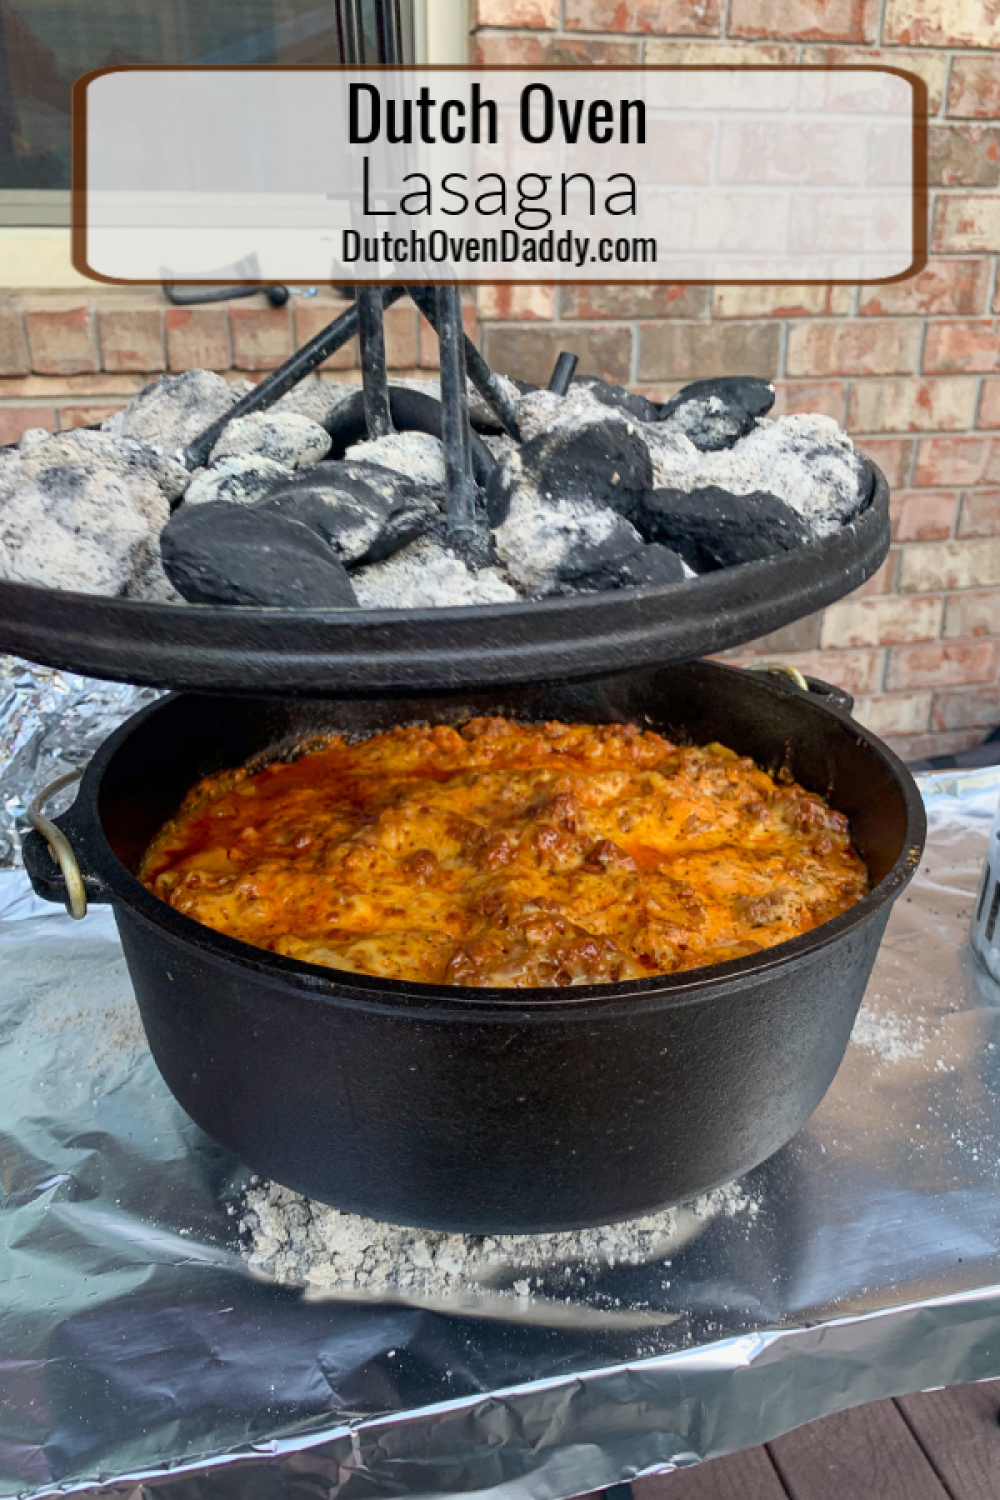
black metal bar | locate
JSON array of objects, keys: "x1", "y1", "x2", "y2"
[
  {"x1": 338, "y1": 0, "x2": 365, "y2": 62},
  {"x1": 437, "y1": 286, "x2": 478, "y2": 538},
  {"x1": 373, "y1": 0, "x2": 403, "y2": 64},
  {"x1": 357, "y1": 287, "x2": 394, "y2": 439},
  {"x1": 409, "y1": 286, "x2": 521, "y2": 441},
  {"x1": 548, "y1": 351, "x2": 578, "y2": 395},
  {"x1": 182, "y1": 286, "x2": 406, "y2": 470},
  {"x1": 165, "y1": 283, "x2": 288, "y2": 308}
]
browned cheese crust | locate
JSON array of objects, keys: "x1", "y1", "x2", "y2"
[{"x1": 139, "y1": 718, "x2": 869, "y2": 987}]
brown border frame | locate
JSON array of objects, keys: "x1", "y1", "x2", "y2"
[{"x1": 70, "y1": 64, "x2": 928, "y2": 287}]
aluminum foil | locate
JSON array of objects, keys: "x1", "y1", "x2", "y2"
[
  {"x1": 0, "y1": 657, "x2": 158, "y2": 868},
  {"x1": 2, "y1": 670, "x2": 1000, "y2": 1500}
]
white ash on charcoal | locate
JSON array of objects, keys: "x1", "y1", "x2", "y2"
[
  {"x1": 124, "y1": 552, "x2": 184, "y2": 604},
  {"x1": 209, "y1": 411, "x2": 332, "y2": 470},
  {"x1": 573, "y1": 375, "x2": 661, "y2": 424},
  {"x1": 271, "y1": 378, "x2": 360, "y2": 427},
  {"x1": 637, "y1": 485, "x2": 811, "y2": 572},
  {"x1": 514, "y1": 376, "x2": 866, "y2": 538},
  {"x1": 0, "y1": 364, "x2": 871, "y2": 608},
  {"x1": 345, "y1": 429, "x2": 447, "y2": 489},
  {"x1": 160, "y1": 502, "x2": 357, "y2": 609},
  {"x1": 644, "y1": 412, "x2": 868, "y2": 536},
  {"x1": 485, "y1": 412, "x2": 680, "y2": 596},
  {"x1": 103, "y1": 369, "x2": 240, "y2": 457},
  {"x1": 352, "y1": 533, "x2": 517, "y2": 609},
  {"x1": 0, "y1": 463, "x2": 162, "y2": 595},
  {"x1": 488, "y1": 414, "x2": 653, "y2": 526},
  {"x1": 183, "y1": 456, "x2": 292, "y2": 507},
  {"x1": 658, "y1": 376, "x2": 775, "y2": 452},
  {"x1": 16, "y1": 427, "x2": 189, "y2": 505},
  {"x1": 257, "y1": 461, "x2": 439, "y2": 566}
]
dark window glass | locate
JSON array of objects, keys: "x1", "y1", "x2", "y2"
[{"x1": 0, "y1": 0, "x2": 412, "y2": 193}]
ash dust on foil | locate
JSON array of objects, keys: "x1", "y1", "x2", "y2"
[
  {"x1": 850, "y1": 1002, "x2": 929, "y2": 1063},
  {"x1": 240, "y1": 1179, "x2": 759, "y2": 1301}
]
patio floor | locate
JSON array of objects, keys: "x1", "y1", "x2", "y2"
[{"x1": 616, "y1": 1381, "x2": 1000, "y2": 1500}]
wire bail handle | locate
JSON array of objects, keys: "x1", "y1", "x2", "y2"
[{"x1": 27, "y1": 769, "x2": 87, "y2": 920}]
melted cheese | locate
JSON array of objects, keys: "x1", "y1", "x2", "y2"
[{"x1": 140, "y1": 717, "x2": 868, "y2": 987}]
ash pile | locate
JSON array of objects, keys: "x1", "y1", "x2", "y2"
[{"x1": 0, "y1": 366, "x2": 870, "y2": 611}]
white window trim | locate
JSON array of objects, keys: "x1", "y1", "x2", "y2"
[{"x1": 0, "y1": 0, "x2": 468, "y2": 289}]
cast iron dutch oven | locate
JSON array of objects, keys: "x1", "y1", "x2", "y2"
[{"x1": 22, "y1": 660, "x2": 925, "y2": 1234}]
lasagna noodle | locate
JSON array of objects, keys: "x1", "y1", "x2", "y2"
[{"x1": 140, "y1": 717, "x2": 869, "y2": 987}]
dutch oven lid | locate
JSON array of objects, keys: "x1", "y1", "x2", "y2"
[{"x1": 0, "y1": 462, "x2": 888, "y2": 696}]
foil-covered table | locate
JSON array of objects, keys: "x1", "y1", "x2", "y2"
[{"x1": 2, "y1": 662, "x2": 1000, "y2": 1500}]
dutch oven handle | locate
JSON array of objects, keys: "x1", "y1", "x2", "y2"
[
  {"x1": 748, "y1": 662, "x2": 855, "y2": 716},
  {"x1": 20, "y1": 770, "x2": 108, "y2": 919}
]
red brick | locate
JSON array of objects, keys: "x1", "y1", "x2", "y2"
[
  {"x1": 801, "y1": 46, "x2": 948, "y2": 112},
  {"x1": 958, "y1": 491, "x2": 1000, "y2": 536},
  {"x1": 713, "y1": 285, "x2": 850, "y2": 318},
  {"x1": 483, "y1": 323, "x2": 631, "y2": 385},
  {"x1": 23, "y1": 301, "x2": 98, "y2": 376},
  {"x1": 478, "y1": 286, "x2": 557, "y2": 321},
  {"x1": 924, "y1": 320, "x2": 1000, "y2": 373},
  {"x1": 933, "y1": 196, "x2": 1000, "y2": 253},
  {"x1": 888, "y1": 639, "x2": 996, "y2": 690},
  {"x1": 929, "y1": 125, "x2": 1000, "y2": 186},
  {"x1": 886, "y1": 0, "x2": 1000, "y2": 45},
  {"x1": 476, "y1": 0, "x2": 557, "y2": 25},
  {"x1": 980, "y1": 379, "x2": 1000, "y2": 427},
  {"x1": 292, "y1": 301, "x2": 355, "y2": 371},
  {"x1": 646, "y1": 39, "x2": 797, "y2": 62},
  {"x1": 948, "y1": 56, "x2": 1000, "y2": 118},
  {"x1": 858, "y1": 260, "x2": 989, "y2": 317},
  {"x1": 0, "y1": 407, "x2": 56, "y2": 443},
  {"x1": 914, "y1": 436, "x2": 994, "y2": 487},
  {"x1": 852, "y1": 691, "x2": 933, "y2": 736},
  {"x1": 165, "y1": 307, "x2": 231, "y2": 372},
  {"x1": 565, "y1": 0, "x2": 720, "y2": 32},
  {"x1": 848, "y1": 378, "x2": 977, "y2": 434},
  {"x1": 888, "y1": 728, "x2": 985, "y2": 759},
  {"x1": 944, "y1": 588, "x2": 1000, "y2": 636},
  {"x1": 562, "y1": 285, "x2": 709, "y2": 319},
  {"x1": 383, "y1": 303, "x2": 419, "y2": 369},
  {"x1": 855, "y1": 438, "x2": 913, "y2": 489},
  {"x1": 96, "y1": 305, "x2": 165, "y2": 374},
  {"x1": 899, "y1": 537, "x2": 1000, "y2": 591},
  {"x1": 931, "y1": 685, "x2": 1000, "y2": 730},
  {"x1": 474, "y1": 31, "x2": 639, "y2": 62},
  {"x1": 747, "y1": 648, "x2": 885, "y2": 696},
  {"x1": 891, "y1": 490, "x2": 958, "y2": 541},
  {"x1": 637, "y1": 321, "x2": 779, "y2": 382},
  {"x1": 0, "y1": 373, "x2": 144, "y2": 399},
  {"x1": 820, "y1": 594, "x2": 943, "y2": 648},
  {"x1": 787, "y1": 321, "x2": 920, "y2": 378},
  {"x1": 57, "y1": 404, "x2": 124, "y2": 430},
  {"x1": 727, "y1": 612, "x2": 824, "y2": 656},
  {"x1": 731, "y1": 0, "x2": 873, "y2": 38},
  {"x1": 230, "y1": 302, "x2": 293, "y2": 371},
  {"x1": 0, "y1": 307, "x2": 29, "y2": 377},
  {"x1": 419, "y1": 301, "x2": 477, "y2": 369},
  {"x1": 770, "y1": 381, "x2": 846, "y2": 421},
  {"x1": 849, "y1": 550, "x2": 900, "y2": 598}
]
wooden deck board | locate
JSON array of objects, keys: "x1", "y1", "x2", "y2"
[
  {"x1": 604, "y1": 1383, "x2": 1000, "y2": 1500},
  {"x1": 767, "y1": 1398, "x2": 950, "y2": 1500},
  {"x1": 898, "y1": 1382, "x2": 1000, "y2": 1500},
  {"x1": 632, "y1": 1445, "x2": 788, "y2": 1500}
]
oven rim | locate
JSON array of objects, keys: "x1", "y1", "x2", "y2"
[{"x1": 23, "y1": 660, "x2": 927, "y2": 1019}]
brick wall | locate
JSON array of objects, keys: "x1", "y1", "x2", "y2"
[
  {"x1": 474, "y1": 0, "x2": 1000, "y2": 761},
  {"x1": 0, "y1": 291, "x2": 476, "y2": 441},
  {"x1": 2, "y1": 0, "x2": 999, "y2": 758}
]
